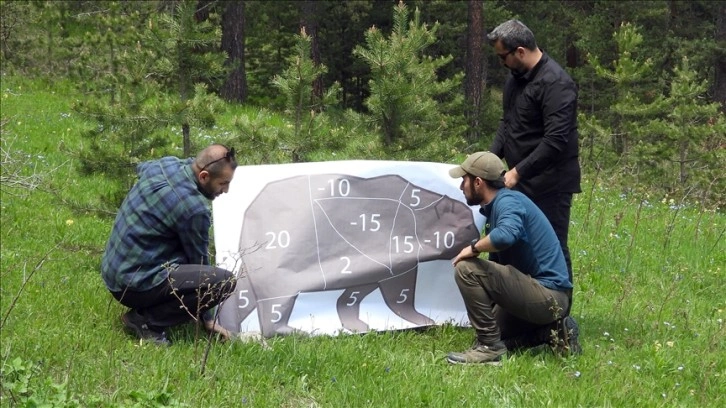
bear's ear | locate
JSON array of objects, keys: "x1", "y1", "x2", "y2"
[{"x1": 431, "y1": 195, "x2": 458, "y2": 215}]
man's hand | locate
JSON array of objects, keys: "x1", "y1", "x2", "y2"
[
  {"x1": 452, "y1": 244, "x2": 480, "y2": 266},
  {"x1": 204, "y1": 319, "x2": 232, "y2": 341},
  {"x1": 504, "y1": 167, "x2": 520, "y2": 189}
]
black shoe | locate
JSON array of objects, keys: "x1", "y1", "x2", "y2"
[
  {"x1": 503, "y1": 327, "x2": 549, "y2": 351},
  {"x1": 552, "y1": 316, "x2": 582, "y2": 356},
  {"x1": 121, "y1": 311, "x2": 171, "y2": 346}
]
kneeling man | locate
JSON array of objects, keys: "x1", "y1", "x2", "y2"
[
  {"x1": 101, "y1": 144, "x2": 237, "y2": 345},
  {"x1": 447, "y1": 152, "x2": 581, "y2": 364}
]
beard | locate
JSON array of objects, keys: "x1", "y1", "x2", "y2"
[
  {"x1": 507, "y1": 59, "x2": 528, "y2": 78},
  {"x1": 510, "y1": 66, "x2": 528, "y2": 78},
  {"x1": 465, "y1": 182, "x2": 484, "y2": 206},
  {"x1": 198, "y1": 182, "x2": 217, "y2": 200}
]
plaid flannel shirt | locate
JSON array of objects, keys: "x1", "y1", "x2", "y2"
[{"x1": 101, "y1": 156, "x2": 211, "y2": 292}]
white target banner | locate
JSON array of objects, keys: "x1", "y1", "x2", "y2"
[{"x1": 212, "y1": 160, "x2": 484, "y2": 337}]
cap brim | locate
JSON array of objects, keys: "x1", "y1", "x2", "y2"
[{"x1": 449, "y1": 166, "x2": 466, "y2": 178}]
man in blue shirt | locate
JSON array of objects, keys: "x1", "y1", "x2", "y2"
[
  {"x1": 101, "y1": 144, "x2": 237, "y2": 345},
  {"x1": 447, "y1": 152, "x2": 580, "y2": 364}
]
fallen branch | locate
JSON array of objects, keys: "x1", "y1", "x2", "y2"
[{"x1": 1, "y1": 243, "x2": 62, "y2": 330}]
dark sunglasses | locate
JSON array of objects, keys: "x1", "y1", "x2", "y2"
[
  {"x1": 497, "y1": 48, "x2": 516, "y2": 61},
  {"x1": 200, "y1": 147, "x2": 235, "y2": 172}
]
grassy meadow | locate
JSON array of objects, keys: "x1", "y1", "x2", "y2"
[{"x1": 1, "y1": 76, "x2": 724, "y2": 407}]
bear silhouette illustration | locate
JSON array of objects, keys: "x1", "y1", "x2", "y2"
[{"x1": 217, "y1": 173, "x2": 479, "y2": 337}]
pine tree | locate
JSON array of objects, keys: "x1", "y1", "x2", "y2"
[
  {"x1": 73, "y1": 0, "x2": 227, "y2": 208},
  {"x1": 270, "y1": 28, "x2": 341, "y2": 163},
  {"x1": 583, "y1": 23, "x2": 725, "y2": 205},
  {"x1": 353, "y1": 2, "x2": 463, "y2": 152},
  {"x1": 589, "y1": 23, "x2": 658, "y2": 158},
  {"x1": 630, "y1": 57, "x2": 725, "y2": 203}
]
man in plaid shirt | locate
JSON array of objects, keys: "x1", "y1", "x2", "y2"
[{"x1": 101, "y1": 144, "x2": 237, "y2": 345}]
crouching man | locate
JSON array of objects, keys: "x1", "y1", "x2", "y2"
[
  {"x1": 101, "y1": 144, "x2": 237, "y2": 345},
  {"x1": 447, "y1": 152, "x2": 581, "y2": 364}
]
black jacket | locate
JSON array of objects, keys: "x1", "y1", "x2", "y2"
[{"x1": 490, "y1": 52, "x2": 581, "y2": 199}]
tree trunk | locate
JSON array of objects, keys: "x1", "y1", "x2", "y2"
[
  {"x1": 464, "y1": 0, "x2": 484, "y2": 144},
  {"x1": 565, "y1": 36, "x2": 578, "y2": 69},
  {"x1": 300, "y1": 0, "x2": 323, "y2": 105},
  {"x1": 183, "y1": 123, "x2": 191, "y2": 158},
  {"x1": 195, "y1": 0, "x2": 213, "y2": 22},
  {"x1": 221, "y1": 1, "x2": 247, "y2": 103},
  {"x1": 715, "y1": 1, "x2": 726, "y2": 113},
  {"x1": 180, "y1": 2, "x2": 193, "y2": 157},
  {"x1": 679, "y1": 141, "x2": 688, "y2": 184}
]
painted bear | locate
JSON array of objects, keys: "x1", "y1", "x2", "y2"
[{"x1": 218, "y1": 173, "x2": 479, "y2": 337}]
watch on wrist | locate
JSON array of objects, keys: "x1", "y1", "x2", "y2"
[{"x1": 470, "y1": 242, "x2": 480, "y2": 254}]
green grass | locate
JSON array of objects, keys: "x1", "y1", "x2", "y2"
[{"x1": 1, "y1": 76, "x2": 725, "y2": 407}]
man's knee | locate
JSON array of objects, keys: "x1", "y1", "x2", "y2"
[
  {"x1": 454, "y1": 258, "x2": 495, "y2": 285},
  {"x1": 217, "y1": 269, "x2": 236, "y2": 298},
  {"x1": 454, "y1": 259, "x2": 476, "y2": 280}
]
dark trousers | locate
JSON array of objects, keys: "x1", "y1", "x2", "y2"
[
  {"x1": 112, "y1": 264, "x2": 236, "y2": 328},
  {"x1": 531, "y1": 192, "x2": 574, "y2": 287},
  {"x1": 454, "y1": 258, "x2": 570, "y2": 345}
]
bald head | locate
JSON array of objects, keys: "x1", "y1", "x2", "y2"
[
  {"x1": 194, "y1": 144, "x2": 237, "y2": 176},
  {"x1": 193, "y1": 144, "x2": 237, "y2": 200}
]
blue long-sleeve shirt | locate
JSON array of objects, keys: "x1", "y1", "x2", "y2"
[
  {"x1": 101, "y1": 157, "x2": 211, "y2": 292},
  {"x1": 482, "y1": 189, "x2": 571, "y2": 291}
]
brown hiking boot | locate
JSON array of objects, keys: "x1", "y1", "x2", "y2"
[{"x1": 446, "y1": 340, "x2": 507, "y2": 365}]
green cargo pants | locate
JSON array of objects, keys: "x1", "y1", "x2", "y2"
[{"x1": 454, "y1": 258, "x2": 570, "y2": 345}]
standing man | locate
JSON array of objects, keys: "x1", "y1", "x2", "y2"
[
  {"x1": 487, "y1": 20, "x2": 581, "y2": 303},
  {"x1": 446, "y1": 152, "x2": 580, "y2": 364},
  {"x1": 101, "y1": 144, "x2": 238, "y2": 345}
]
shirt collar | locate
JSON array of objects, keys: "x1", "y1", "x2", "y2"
[
  {"x1": 516, "y1": 50, "x2": 548, "y2": 82},
  {"x1": 478, "y1": 190, "x2": 502, "y2": 217}
]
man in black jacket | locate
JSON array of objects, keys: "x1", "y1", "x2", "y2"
[
  {"x1": 486, "y1": 20, "x2": 581, "y2": 350},
  {"x1": 487, "y1": 19, "x2": 580, "y2": 293}
]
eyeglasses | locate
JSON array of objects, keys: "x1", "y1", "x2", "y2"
[
  {"x1": 497, "y1": 48, "x2": 516, "y2": 61},
  {"x1": 200, "y1": 147, "x2": 235, "y2": 172}
]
